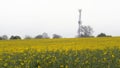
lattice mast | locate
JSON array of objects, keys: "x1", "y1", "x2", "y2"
[{"x1": 78, "y1": 9, "x2": 82, "y2": 37}]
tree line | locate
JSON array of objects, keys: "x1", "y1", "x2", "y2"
[
  {"x1": 0, "y1": 32, "x2": 112, "y2": 40},
  {"x1": 0, "y1": 33, "x2": 62, "y2": 40}
]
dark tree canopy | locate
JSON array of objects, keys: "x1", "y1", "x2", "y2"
[
  {"x1": 0, "y1": 37, "x2": 3, "y2": 40},
  {"x1": 97, "y1": 33, "x2": 112, "y2": 37},
  {"x1": 35, "y1": 34, "x2": 43, "y2": 39},
  {"x1": 10, "y1": 36, "x2": 21, "y2": 40},
  {"x1": 97, "y1": 33, "x2": 106, "y2": 37},
  {"x1": 35, "y1": 33, "x2": 50, "y2": 39},
  {"x1": 53, "y1": 34, "x2": 62, "y2": 39}
]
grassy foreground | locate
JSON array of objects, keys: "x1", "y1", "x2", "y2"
[{"x1": 0, "y1": 37, "x2": 120, "y2": 68}]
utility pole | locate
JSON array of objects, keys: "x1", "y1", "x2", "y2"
[{"x1": 78, "y1": 9, "x2": 82, "y2": 37}]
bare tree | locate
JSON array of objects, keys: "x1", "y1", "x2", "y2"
[
  {"x1": 81, "y1": 25, "x2": 93, "y2": 37},
  {"x1": 42, "y1": 32, "x2": 49, "y2": 39},
  {"x1": 24, "y1": 35, "x2": 32, "y2": 39},
  {"x1": 0, "y1": 35, "x2": 8, "y2": 40},
  {"x1": 77, "y1": 25, "x2": 93, "y2": 37}
]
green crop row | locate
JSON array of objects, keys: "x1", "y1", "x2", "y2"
[{"x1": 0, "y1": 47, "x2": 120, "y2": 68}]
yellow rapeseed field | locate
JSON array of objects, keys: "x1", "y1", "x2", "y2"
[
  {"x1": 0, "y1": 37, "x2": 120, "y2": 52},
  {"x1": 1, "y1": 37, "x2": 120, "y2": 68}
]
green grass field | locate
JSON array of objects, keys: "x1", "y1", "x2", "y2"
[{"x1": 0, "y1": 37, "x2": 120, "y2": 68}]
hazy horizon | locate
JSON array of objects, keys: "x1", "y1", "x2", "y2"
[{"x1": 0, "y1": 0, "x2": 120, "y2": 38}]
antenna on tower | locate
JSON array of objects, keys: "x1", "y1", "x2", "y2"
[
  {"x1": 78, "y1": 9, "x2": 82, "y2": 25},
  {"x1": 78, "y1": 9, "x2": 82, "y2": 37}
]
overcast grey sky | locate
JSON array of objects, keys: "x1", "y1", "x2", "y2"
[{"x1": 0, "y1": 0, "x2": 120, "y2": 38}]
